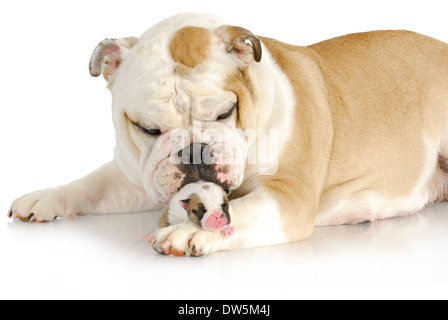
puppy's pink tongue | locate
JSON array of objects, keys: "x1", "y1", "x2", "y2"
[{"x1": 204, "y1": 210, "x2": 227, "y2": 231}]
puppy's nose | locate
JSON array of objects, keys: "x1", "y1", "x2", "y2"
[
  {"x1": 204, "y1": 210, "x2": 229, "y2": 231},
  {"x1": 178, "y1": 143, "x2": 213, "y2": 165}
]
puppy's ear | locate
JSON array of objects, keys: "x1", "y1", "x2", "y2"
[
  {"x1": 215, "y1": 25, "x2": 262, "y2": 64},
  {"x1": 179, "y1": 199, "x2": 190, "y2": 210},
  {"x1": 89, "y1": 37, "x2": 138, "y2": 81}
]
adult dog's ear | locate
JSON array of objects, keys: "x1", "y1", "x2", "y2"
[
  {"x1": 215, "y1": 25, "x2": 262, "y2": 64},
  {"x1": 89, "y1": 37, "x2": 138, "y2": 81}
]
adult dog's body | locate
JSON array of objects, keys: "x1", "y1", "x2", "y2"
[{"x1": 8, "y1": 13, "x2": 448, "y2": 256}]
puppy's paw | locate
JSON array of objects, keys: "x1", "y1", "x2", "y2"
[
  {"x1": 151, "y1": 222, "x2": 230, "y2": 257},
  {"x1": 220, "y1": 226, "x2": 234, "y2": 238},
  {"x1": 8, "y1": 188, "x2": 81, "y2": 222}
]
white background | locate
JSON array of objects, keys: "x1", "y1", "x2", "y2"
[{"x1": 1, "y1": 0, "x2": 448, "y2": 300}]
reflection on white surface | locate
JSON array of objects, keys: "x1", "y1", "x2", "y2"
[{"x1": 1, "y1": 202, "x2": 448, "y2": 299}]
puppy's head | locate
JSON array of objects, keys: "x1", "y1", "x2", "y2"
[
  {"x1": 89, "y1": 13, "x2": 266, "y2": 205},
  {"x1": 178, "y1": 182, "x2": 230, "y2": 231}
]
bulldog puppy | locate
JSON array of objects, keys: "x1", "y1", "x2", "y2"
[
  {"x1": 159, "y1": 181, "x2": 233, "y2": 236},
  {"x1": 150, "y1": 182, "x2": 234, "y2": 256},
  {"x1": 8, "y1": 13, "x2": 448, "y2": 256}
]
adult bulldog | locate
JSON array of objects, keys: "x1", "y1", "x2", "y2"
[{"x1": 8, "y1": 13, "x2": 448, "y2": 256}]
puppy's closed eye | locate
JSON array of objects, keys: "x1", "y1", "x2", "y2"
[{"x1": 192, "y1": 203, "x2": 207, "y2": 220}]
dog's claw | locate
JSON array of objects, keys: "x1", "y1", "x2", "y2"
[
  {"x1": 189, "y1": 245, "x2": 203, "y2": 257},
  {"x1": 152, "y1": 241, "x2": 166, "y2": 255}
]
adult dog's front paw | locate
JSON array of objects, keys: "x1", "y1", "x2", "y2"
[
  {"x1": 150, "y1": 222, "x2": 230, "y2": 257},
  {"x1": 8, "y1": 188, "x2": 81, "y2": 222}
]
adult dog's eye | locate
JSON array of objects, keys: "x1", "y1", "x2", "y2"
[
  {"x1": 217, "y1": 103, "x2": 237, "y2": 120},
  {"x1": 142, "y1": 128, "x2": 162, "y2": 136},
  {"x1": 132, "y1": 121, "x2": 162, "y2": 136}
]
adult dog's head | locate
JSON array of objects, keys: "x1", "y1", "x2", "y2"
[{"x1": 89, "y1": 14, "x2": 275, "y2": 206}]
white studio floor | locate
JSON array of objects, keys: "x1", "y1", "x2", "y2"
[{"x1": 1, "y1": 201, "x2": 448, "y2": 300}]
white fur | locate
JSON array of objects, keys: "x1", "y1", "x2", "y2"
[
  {"x1": 166, "y1": 182, "x2": 226, "y2": 227},
  {"x1": 152, "y1": 185, "x2": 289, "y2": 255},
  {"x1": 13, "y1": 13, "x2": 440, "y2": 257},
  {"x1": 9, "y1": 13, "x2": 299, "y2": 255}
]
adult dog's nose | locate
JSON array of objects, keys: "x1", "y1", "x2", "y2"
[{"x1": 178, "y1": 143, "x2": 213, "y2": 165}]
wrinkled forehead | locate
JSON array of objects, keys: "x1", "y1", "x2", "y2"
[
  {"x1": 112, "y1": 17, "x2": 237, "y2": 112},
  {"x1": 117, "y1": 14, "x2": 234, "y2": 96}
]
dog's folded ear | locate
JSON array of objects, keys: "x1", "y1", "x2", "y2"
[
  {"x1": 215, "y1": 25, "x2": 262, "y2": 64},
  {"x1": 89, "y1": 37, "x2": 138, "y2": 81}
]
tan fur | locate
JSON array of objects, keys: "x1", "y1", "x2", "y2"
[
  {"x1": 169, "y1": 26, "x2": 212, "y2": 68},
  {"x1": 17, "y1": 14, "x2": 448, "y2": 256},
  {"x1": 215, "y1": 25, "x2": 251, "y2": 48},
  {"x1": 159, "y1": 193, "x2": 203, "y2": 228},
  {"x1": 185, "y1": 193, "x2": 202, "y2": 226},
  {"x1": 259, "y1": 31, "x2": 448, "y2": 237},
  {"x1": 258, "y1": 37, "x2": 333, "y2": 240},
  {"x1": 308, "y1": 31, "x2": 448, "y2": 196},
  {"x1": 224, "y1": 68, "x2": 258, "y2": 132},
  {"x1": 215, "y1": 25, "x2": 262, "y2": 63},
  {"x1": 219, "y1": 35, "x2": 333, "y2": 240},
  {"x1": 158, "y1": 207, "x2": 169, "y2": 228}
]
